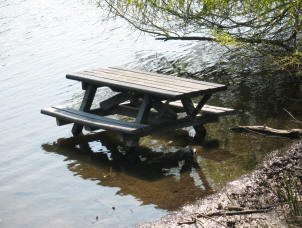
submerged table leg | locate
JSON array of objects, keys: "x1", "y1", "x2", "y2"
[{"x1": 72, "y1": 85, "x2": 97, "y2": 136}]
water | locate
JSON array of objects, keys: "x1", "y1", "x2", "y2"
[{"x1": 1, "y1": 0, "x2": 302, "y2": 227}]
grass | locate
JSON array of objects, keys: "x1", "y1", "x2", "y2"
[{"x1": 276, "y1": 172, "x2": 302, "y2": 226}]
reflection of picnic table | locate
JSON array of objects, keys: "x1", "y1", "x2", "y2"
[
  {"x1": 42, "y1": 131, "x2": 214, "y2": 210},
  {"x1": 41, "y1": 68, "x2": 234, "y2": 146}
]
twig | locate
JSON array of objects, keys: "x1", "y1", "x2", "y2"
[
  {"x1": 198, "y1": 214, "x2": 228, "y2": 227},
  {"x1": 194, "y1": 217, "x2": 206, "y2": 228},
  {"x1": 226, "y1": 193, "x2": 236, "y2": 206},
  {"x1": 178, "y1": 209, "x2": 270, "y2": 225},
  {"x1": 178, "y1": 219, "x2": 195, "y2": 225},
  {"x1": 283, "y1": 108, "x2": 302, "y2": 124}
]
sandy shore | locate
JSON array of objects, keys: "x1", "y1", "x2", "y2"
[{"x1": 138, "y1": 139, "x2": 302, "y2": 228}]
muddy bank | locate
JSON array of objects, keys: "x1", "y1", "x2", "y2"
[{"x1": 138, "y1": 139, "x2": 302, "y2": 228}]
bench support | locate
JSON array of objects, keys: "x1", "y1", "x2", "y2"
[
  {"x1": 99, "y1": 92, "x2": 132, "y2": 111},
  {"x1": 152, "y1": 100, "x2": 177, "y2": 120},
  {"x1": 72, "y1": 85, "x2": 97, "y2": 136}
]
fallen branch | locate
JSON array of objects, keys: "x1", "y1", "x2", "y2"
[
  {"x1": 204, "y1": 209, "x2": 270, "y2": 217},
  {"x1": 178, "y1": 209, "x2": 270, "y2": 225},
  {"x1": 231, "y1": 126, "x2": 302, "y2": 139}
]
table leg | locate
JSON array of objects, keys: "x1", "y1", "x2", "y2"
[
  {"x1": 72, "y1": 85, "x2": 97, "y2": 136},
  {"x1": 136, "y1": 94, "x2": 152, "y2": 124},
  {"x1": 120, "y1": 95, "x2": 152, "y2": 149},
  {"x1": 181, "y1": 95, "x2": 212, "y2": 138}
]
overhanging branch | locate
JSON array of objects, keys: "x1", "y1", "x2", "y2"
[{"x1": 156, "y1": 36, "x2": 292, "y2": 51}]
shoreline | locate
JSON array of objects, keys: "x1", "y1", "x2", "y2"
[{"x1": 138, "y1": 139, "x2": 302, "y2": 227}]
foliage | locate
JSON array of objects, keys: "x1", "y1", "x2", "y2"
[{"x1": 99, "y1": 0, "x2": 302, "y2": 72}]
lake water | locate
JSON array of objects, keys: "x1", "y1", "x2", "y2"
[{"x1": 1, "y1": 0, "x2": 301, "y2": 227}]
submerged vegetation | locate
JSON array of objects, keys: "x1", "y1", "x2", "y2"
[{"x1": 99, "y1": 0, "x2": 302, "y2": 73}]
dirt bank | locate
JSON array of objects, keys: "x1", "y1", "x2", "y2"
[{"x1": 138, "y1": 140, "x2": 302, "y2": 228}]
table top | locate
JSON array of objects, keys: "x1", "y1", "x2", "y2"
[{"x1": 66, "y1": 68, "x2": 227, "y2": 100}]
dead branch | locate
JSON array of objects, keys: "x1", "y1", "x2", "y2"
[
  {"x1": 178, "y1": 209, "x2": 270, "y2": 225},
  {"x1": 231, "y1": 126, "x2": 302, "y2": 139},
  {"x1": 204, "y1": 209, "x2": 270, "y2": 217}
]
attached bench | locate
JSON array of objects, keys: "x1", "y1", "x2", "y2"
[
  {"x1": 41, "y1": 105, "x2": 220, "y2": 137},
  {"x1": 167, "y1": 101, "x2": 235, "y2": 117},
  {"x1": 41, "y1": 106, "x2": 146, "y2": 134},
  {"x1": 41, "y1": 68, "x2": 235, "y2": 147}
]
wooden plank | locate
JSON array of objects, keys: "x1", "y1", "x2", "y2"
[
  {"x1": 110, "y1": 67, "x2": 226, "y2": 89},
  {"x1": 66, "y1": 73, "x2": 180, "y2": 99},
  {"x1": 67, "y1": 67, "x2": 228, "y2": 99},
  {"x1": 41, "y1": 106, "x2": 147, "y2": 134},
  {"x1": 89, "y1": 70, "x2": 197, "y2": 93},
  {"x1": 78, "y1": 70, "x2": 196, "y2": 94},
  {"x1": 72, "y1": 85, "x2": 97, "y2": 136},
  {"x1": 92, "y1": 68, "x2": 221, "y2": 93},
  {"x1": 58, "y1": 106, "x2": 145, "y2": 128},
  {"x1": 86, "y1": 69, "x2": 227, "y2": 96}
]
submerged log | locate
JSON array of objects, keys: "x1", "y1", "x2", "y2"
[{"x1": 231, "y1": 126, "x2": 302, "y2": 138}]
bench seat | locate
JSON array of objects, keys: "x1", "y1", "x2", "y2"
[
  {"x1": 41, "y1": 106, "x2": 147, "y2": 134},
  {"x1": 168, "y1": 101, "x2": 235, "y2": 116}
]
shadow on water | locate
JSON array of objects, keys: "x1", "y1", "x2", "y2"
[{"x1": 42, "y1": 130, "x2": 232, "y2": 211}]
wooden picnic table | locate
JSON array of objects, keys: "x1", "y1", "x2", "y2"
[{"x1": 41, "y1": 68, "x2": 234, "y2": 147}]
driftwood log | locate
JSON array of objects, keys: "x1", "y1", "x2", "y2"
[{"x1": 231, "y1": 126, "x2": 302, "y2": 139}]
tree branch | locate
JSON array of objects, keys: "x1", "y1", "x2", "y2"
[{"x1": 156, "y1": 36, "x2": 292, "y2": 51}]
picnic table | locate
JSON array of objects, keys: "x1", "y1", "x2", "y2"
[{"x1": 41, "y1": 68, "x2": 235, "y2": 147}]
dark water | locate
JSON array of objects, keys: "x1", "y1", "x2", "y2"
[{"x1": 1, "y1": 0, "x2": 302, "y2": 227}]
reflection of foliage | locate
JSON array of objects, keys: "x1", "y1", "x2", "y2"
[{"x1": 99, "y1": 0, "x2": 302, "y2": 73}]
